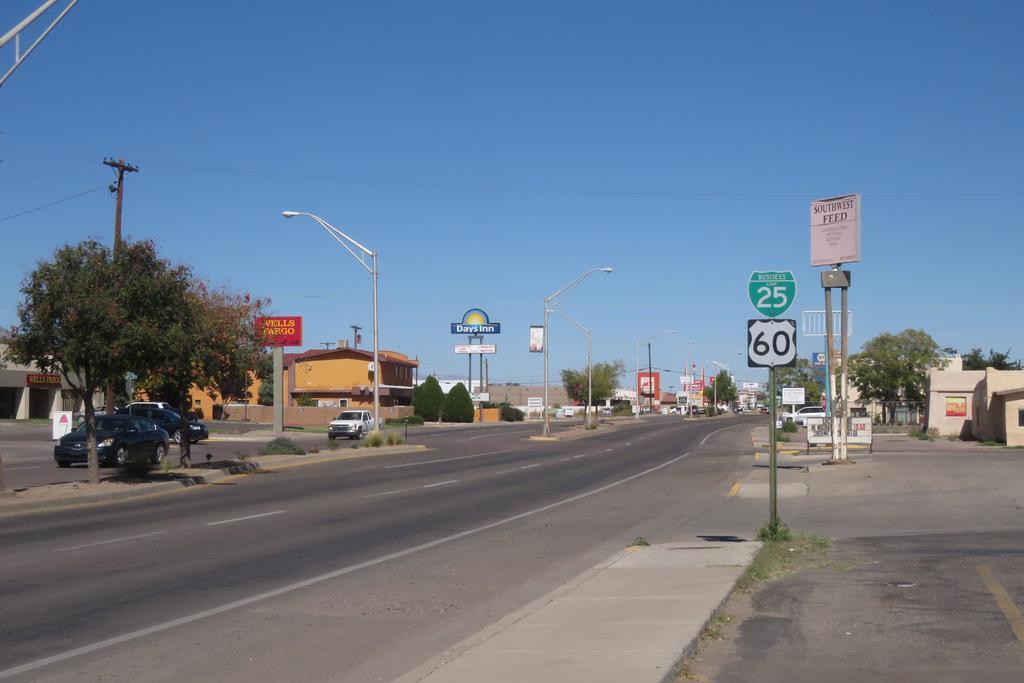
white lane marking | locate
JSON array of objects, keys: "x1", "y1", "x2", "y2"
[
  {"x1": 700, "y1": 425, "x2": 736, "y2": 446},
  {"x1": 604, "y1": 448, "x2": 613, "y2": 453},
  {"x1": 519, "y1": 464, "x2": 539, "y2": 470},
  {"x1": 465, "y1": 430, "x2": 520, "y2": 441},
  {"x1": 384, "y1": 449, "x2": 511, "y2": 469},
  {"x1": 557, "y1": 457, "x2": 573, "y2": 462},
  {"x1": 422, "y1": 479, "x2": 457, "y2": 489},
  {"x1": 572, "y1": 454, "x2": 587, "y2": 459},
  {"x1": 495, "y1": 468, "x2": 516, "y2": 475},
  {"x1": 0, "y1": 451, "x2": 691, "y2": 681},
  {"x1": 55, "y1": 531, "x2": 164, "y2": 553},
  {"x1": 206, "y1": 510, "x2": 286, "y2": 527},
  {"x1": 363, "y1": 489, "x2": 408, "y2": 499},
  {"x1": 624, "y1": 442, "x2": 633, "y2": 446}
]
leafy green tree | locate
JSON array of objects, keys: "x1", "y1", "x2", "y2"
[
  {"x1": 414, "y1": 375, "x2": 444, "y2": 421},
  {"x1": 442, "y1": 382, "x2": 475, "y2": 423},
  {"x1": 774, "y1": 357, "x2": 823, "y2": 406},
  {"x1": 849, "y1": 329, "x2": 944, "y2": 423},
  {"x1": 958, "y1": 347, "x2": 1021, "y2": 371},
  {"x1": 703, "y1": 370, "x2": 738, "y2": 406},
  {"x1": 139, "y1": 283, "x2": 267, "y2": 467},
  {"x1": 256, "y1": 352, "x2": 274, "y2": 406},
  {"x1": 561, "y1": 360, "x2": 625, "y2": 422},
  {"x1": 5, "y1": 240, "x2": 185, "y2": 484}
]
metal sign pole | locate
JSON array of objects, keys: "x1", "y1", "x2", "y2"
[
  {"x1": 840, "y1": 284, "x2": 850, "y2": 461},
  {"x1": 769, "y1": 366, "x2": 778, "y2": 528},
  {"x1": 823, "y1": 282, "x2": 839, "y2": 462},
  {"x1": 273, "y1": 346, "x2": 284, "y2": 433}
]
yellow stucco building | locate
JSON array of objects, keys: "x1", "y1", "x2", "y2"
[{"x1": 284, "y1": 347, "x2": 417, "y2": 408}]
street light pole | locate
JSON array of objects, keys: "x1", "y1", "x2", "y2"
[
  {"x1": 552, "y1": 310, "x2": 592, "y2": 428},
  {"x1": 282, "y1": 211, "x2": 381, "y2": 433},
  {"x1": 543, "y1": 267, "x2": 613, "y2": 438}
]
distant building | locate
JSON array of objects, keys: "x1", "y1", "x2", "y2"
[
  {"x1": 0, "y1": 343, "x2": 81, "y2": 419},
  {"x1": 285, "y1": 347, "x2": 418, "y2": 408}
]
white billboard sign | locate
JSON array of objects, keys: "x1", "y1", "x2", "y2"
[
  {"x1": 806, "y1": 417, "x2": 872, "y2": 446},
  {"x1": 455, "y1": 344, "x2": 497, "y2": 354},
  {"x1": 810, "y1": 193, "x2": 860, "y2": 266},
  {"x1": 781, "y1": 387, "x2": 805, "y2": 405},
  {"x1": 742, "y1": 381, "x2": 760, "y2": 390},
  {"x1": 470, "y1": 392, "x2": 490, "y2": 403},
  {"x1": 527, "y1": 397, "x2": 543, "y2": 408},
  {"x1": 528, "y1": 325, "x2": 544, "y2": 353}
]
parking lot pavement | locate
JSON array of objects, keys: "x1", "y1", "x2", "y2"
[{"x1": 688, "y1": 529, "x2": 1024, "y2": 683}]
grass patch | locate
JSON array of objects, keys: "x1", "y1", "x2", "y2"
[
  {"x1": 364, "y1": 432, "x2": 385, "y2": 448},
  {"x1": 775, "y1": 432, "x2": 790, "y2": 443},
  {"x1": 781, "y1": 420, "x2": 797, "y2": 433},
  {"x1": 628, "y1": 536, "x2": 651, "y2": 547},
  {"x1": 259, "y1": 437, "x2": 305, "y2": 456},
  {"x1": 979, "y1": 439, "x2": 1005, "y2": 447},
  {"x1": 738, "y1": 533, "x2": 833, "y2": 591},
  {"x1": 385, "y1": 432, "x2": 404, "y2": 446},
  {"x1": 909, "y1": 429, "x2": 933, "y2": 441}
]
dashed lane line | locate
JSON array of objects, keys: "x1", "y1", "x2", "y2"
[
  {"x1": 55, "y1": 531, "x2": 165, "y2": 553},
  {"x1": 364, "y1": 489, "x2": 409, "y2": 499},
  {"x1": 384, "y1": 449, "x2": 511, "y2": 469},
  {"x1": 206, "y1": 510, "x2": 286, "y2": 527},
  {"x1": 422, "y1": 479, "x2": 458, "y2": 489}
]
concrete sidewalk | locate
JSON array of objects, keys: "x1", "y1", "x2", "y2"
[{"x1": 398, "y1": 539, "x2": 759, "y2": 683}]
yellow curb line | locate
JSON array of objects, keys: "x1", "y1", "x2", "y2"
[
  {"x1": 977, "y1": 564, "x2": 1024, "y2": 646},
  {"x1": 727, "y1": 482, "x2": 741, "y2": 497},
  {"x1": 528, "y1": 436, "x2": 561, "y2": 441}
]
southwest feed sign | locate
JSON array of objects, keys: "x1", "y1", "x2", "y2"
[
  {"x1": 451, "y1": 308, "x2": 501, "y2": 334},
  {"x1": 810, "y1": 194, "x2": 861, "y2": 266},
  {"x1": 257, "y1": 317, "x2": 303, "y2": 347}
]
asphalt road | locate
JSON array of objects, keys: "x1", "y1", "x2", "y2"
[
  {"x1": 0, "y1": 418, "x2": 592, "y2": 489},
  {"x1": 0, "y1": 415, "x2": 759, "y2": 682}
]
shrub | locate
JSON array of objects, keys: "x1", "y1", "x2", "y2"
[
  {"x1": 442, "y1": 383, "x2": 475, "y2": 423},
  {"x1": 611, "y1": 403, "x2": 633, "y2": 416},
  {"x1": 782, "y1": 420, "x2": 797, "y2": 433},
  {"x1": 386, "y1": 432, "x2": 404, "y2": 446},
  {"x1": 260, "y1": 437, "x2": 305, "y2": 455},
  {"x1": 385, "y1": 415, "x2": 424, "y2": 426},
  {"x1": 500, "y1": 403, "x2": 524, "y2": 422},
  {"x1": 295, "y1": 396, "x2": 317, "y2": 407},
  {"x1": 414, "y1": 375, "x2": 444, "y2": 421},
  {"x1": 365, "y1": 432, "x2": 385, "y2": 447},
  {"x1": 705, "y1": 406, "x2": 716, "y2": 417}
]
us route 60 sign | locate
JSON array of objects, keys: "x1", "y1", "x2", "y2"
[{"x1": 747, "y1": 319, "x2": 798, "y2": 368}]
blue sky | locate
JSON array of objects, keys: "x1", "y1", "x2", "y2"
[{"x1": 2, "y1": 0, "x2": 1022, "y2": 390}]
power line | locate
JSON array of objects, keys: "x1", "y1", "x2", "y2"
[{"x1": 0, "y1": 186, "x2": 103, "y2": 221}]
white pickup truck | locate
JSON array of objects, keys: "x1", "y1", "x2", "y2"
[{"x1": 328, "y1": 410, "x2": 375, "y2": 440}]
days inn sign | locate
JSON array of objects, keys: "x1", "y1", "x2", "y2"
[{"x1": 451, "y1": 308, "x2": 501, "y2": 335}]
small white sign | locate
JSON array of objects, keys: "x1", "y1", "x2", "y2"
[
  {"x1": 470, "y1": 392, "x2": 490, "y2": 402},
  {"x1": 742, "y1": 381, "x2": 760, "y2": 390},
  {"x1": 52, "y1": 411, "x2": 73, "y2": 440},
  {"x1": 810, "y1": 194, "x2": 861, "y2": 266},
  {"x1": 455, "y1": 344, "x2": 497, "y2": 354},
  {"x1": 781, "y1": 387, "x2": 805, "y2": 405},
  {"x1": 527, "y1": 397, "x2": 543, "y2": 408}
]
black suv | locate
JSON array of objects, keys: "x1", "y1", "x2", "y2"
[{"x1": 116, "y1": 406, "x2": 209, "y2": 444}]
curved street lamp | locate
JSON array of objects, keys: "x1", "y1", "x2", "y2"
[
  {"x1": 282, "y1": 211, "x2": 380, "y2": 432},
  {"x1": 543, "y1": 267, "x2": 613, "y2": 437}
]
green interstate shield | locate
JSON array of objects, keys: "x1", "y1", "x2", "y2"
[{"x1": 748, "y1": 271, "x2": 796, "y2": 318}]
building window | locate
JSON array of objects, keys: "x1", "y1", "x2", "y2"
[{"x1": 1019, "y1": 409, "x2": 1024, "y2": 428}]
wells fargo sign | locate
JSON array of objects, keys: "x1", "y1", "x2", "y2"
[
  {"x1": 256, "y1": 316, "x2": 303, "y2": 347},
  {"x1": 26, "y1": 373, "x2": 62, "y2": 386}
]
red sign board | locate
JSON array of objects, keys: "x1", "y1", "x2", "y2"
[
  {"x1": 26, "y1": 373, "x2": 62, "y2": 387},
  {"x1": 257, "y1": 316, "x2": 303, "y2": 347},
  {"x1": 637, "y1": 371, "x2": 661, "y2": 399}
]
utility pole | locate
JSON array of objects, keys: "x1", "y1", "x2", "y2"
[
  {"x1": 102, "y1": 157, "x2": 138, "y2": 414},
  {"x1": 647, "y1": 342, "x2": 654, "y2": 414},
  {"x1": 350, "y1": 324, "x2": 362, "y2": 349}
]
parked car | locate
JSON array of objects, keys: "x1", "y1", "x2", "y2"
[
  {"x1": 116, "y1": 406, "x2": 208, "y2": 443},
  {"x1": 328, "y1": 410, "x2": 375, "y2": 440},
  {"x1": 783, "y1": 406, "x2": 827, "y2": 425},
  {"x1": 54, "y1": 414, "x2": 169, "y2": 468},
  {"x1": 122, "y1": 401, "x2": 175, "y2": 412}
]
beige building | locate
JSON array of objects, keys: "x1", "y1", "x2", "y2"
[
  {"x1": 0, "y1": 343, "x2": 81, "y2": 419},
  {"x1": 926, "y1": 357, "x2": 1024, "y2": 446}
]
